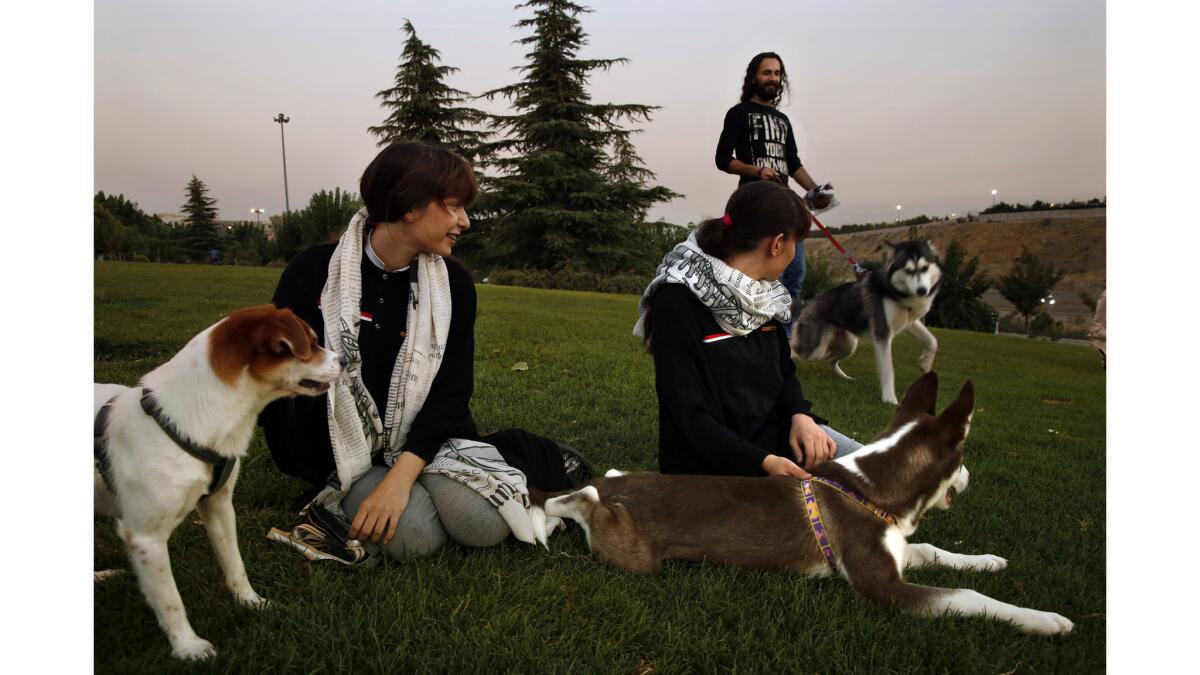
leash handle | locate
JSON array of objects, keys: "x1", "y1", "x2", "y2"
[{"x1": 810, "y1": 213, "x2": 867, "y2": 278}]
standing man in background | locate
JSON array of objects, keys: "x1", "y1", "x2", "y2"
[{"x1": 715, "y1": 52, "x2": 833, "y2": 319}]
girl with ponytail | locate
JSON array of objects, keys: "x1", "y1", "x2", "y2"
[{"x1": 633, "y1": 180, "x2": 860, "y2": 480}]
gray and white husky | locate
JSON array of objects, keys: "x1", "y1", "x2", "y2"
[{"x1": 791, "y1": 240, "x2": 942, "y2": 404}]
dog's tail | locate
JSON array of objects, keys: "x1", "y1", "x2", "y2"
[
  {"x1": 541, "y1": 485, "x2": 601, "y2": 522},
  {"x1": 527, "y1": 486, "x2": 584, "y2": 549}
]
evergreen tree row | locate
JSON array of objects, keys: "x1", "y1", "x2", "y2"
[{"x1": 94, "y1": 180, "x2": 362, "y2": 266}]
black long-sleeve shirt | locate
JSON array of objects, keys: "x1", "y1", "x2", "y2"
[
  {"x1": 257, "y1": 241, "x2": 478, "y2": 486},
  {"x1": 649, "y1": 284, "x2": 823, "y2": 476},
  {"x1": 714, "y1": 101, "x2": 803, "y2": 186}
]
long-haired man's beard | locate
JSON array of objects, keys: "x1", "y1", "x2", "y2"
[{"x1": 755, "y1": 82, "x2": 780, "y2": 101}]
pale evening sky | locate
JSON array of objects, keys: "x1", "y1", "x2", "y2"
[{"x1": 94, "y1": 0, "x2": 1105, "y2": 228}]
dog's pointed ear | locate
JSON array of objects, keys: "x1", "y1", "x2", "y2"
[
  {"x1": 937, "y1": 380, "x2": 975, "y2": 447},
  {"x1": 898, "y1": 371, "x2": 938, "y2": 417},
  {"x1": 879, "y1": 372, "x2": 938, "y2": 435}
]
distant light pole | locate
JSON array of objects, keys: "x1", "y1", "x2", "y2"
[
  {"x1": 895, "y1": 204, "x2": 902, "y2": 223},
  {"x1": 991, "y1": 189, "x2": 998, "y2": 206},
  {"x1": 250, "y1": 208, "x2": 264, "y2": 226},
  {"x1": 274, "y1": 114, "x2": 291, "y2": 217}
]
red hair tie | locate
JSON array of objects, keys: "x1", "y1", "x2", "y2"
[{"x1": 721, "y1": 213, "x2": 733, "y2": 227}]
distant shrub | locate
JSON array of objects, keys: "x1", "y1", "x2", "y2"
[
  {"x1": 1029, "y1": 311, "x2": 1064, "y2": 341},
  {"x1": 132, "y1": 254, "x2": 151, "y2": 263}
]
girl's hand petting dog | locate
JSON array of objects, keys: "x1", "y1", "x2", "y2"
[
  {"x1": 762, "y1": 454, "x2": 812, "y2": 480},
  {"x1": 790, "y1": 413, "x2": 837, "y2": 469}
]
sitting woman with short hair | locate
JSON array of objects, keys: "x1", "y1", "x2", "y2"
[
  {"x1": 259, "y1": 141, "x2": 587, "y2": 561},
  {"x1": 634, "y1": 180, "x2": 860, "y2": 479}
]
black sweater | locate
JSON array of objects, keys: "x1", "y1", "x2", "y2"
[
  {"x1": 649, "y1": 284, "x2": 823, "y2": 476},
  {"x1": 258, "y1": 242, "x2": 478, "y2": 486},
  {"x1": 714, "y1": 101, "x2": 803, "y2": 186}
]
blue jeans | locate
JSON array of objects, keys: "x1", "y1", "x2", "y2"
[
  {"x1": 780, "y1": 239, "x2": 806, "y2": 337},
  {"x1": 781, "y1": 238, "x2": 806, "y2": 299},
  {"x1": 821, "y1": 424, "x2": 861, "y2": 458}
]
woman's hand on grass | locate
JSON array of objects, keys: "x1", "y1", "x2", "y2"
[
  {"x1": 762, "y1": 454, "x2": 812, "y2": 480},
  {"x1": 790, "y1": 414, "x2": 836, "y2": 469}
]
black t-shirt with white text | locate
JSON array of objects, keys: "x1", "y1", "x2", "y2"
[{"x1": 714, "y1": 101, "x2": 803, "y2": 185}]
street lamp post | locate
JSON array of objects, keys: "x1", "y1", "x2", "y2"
[
  {"x1": 991, "y1": 189, "x2": 998, "y2": 206},
  {"x1": 250, "y1": 208, "x2": 264, "y2": 226},
  {"x1": 274, "y1": 114, "x2": 291, "y2": 217},
  {"x1": 895, "y1": 204, "x2": 902, "y2": 223}
]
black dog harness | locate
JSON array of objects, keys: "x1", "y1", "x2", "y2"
[{"x1": 93, "y1": 388, "x2": 237, "y2": 499}]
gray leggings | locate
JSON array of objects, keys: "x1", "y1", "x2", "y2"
[{"x1": 340, "y1": 468, "x2": 511, "y2": 562}]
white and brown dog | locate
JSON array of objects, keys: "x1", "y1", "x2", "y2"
[
  {"x1": 94, "y1": 305, "x2": 344, "y2": 660},
  {"x1": 538, "y1": 373, "x2": 1073, "y2": 636}
]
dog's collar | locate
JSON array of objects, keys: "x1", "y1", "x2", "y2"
[
  {"x1": 801, "y1": 477, "x2": 897, "y2": 568},
  {"x1": 140, "y1": 389, "x2": 236, "y2": 497}
]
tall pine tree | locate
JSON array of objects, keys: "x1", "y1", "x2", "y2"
[
  {"x1": 368, "y1": 19, "x2": 490, "y2": 164},
  {"x1": 180, "y1": 175, "x2": 220, "y2": 262},
  {"x1": 469, "y1": 0, "x2": 678, "y2": 274}
]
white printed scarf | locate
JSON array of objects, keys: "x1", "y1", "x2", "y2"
[
  {"x1": 313, "y1": 208, "x2": 451, "y2": 517},
  {"x1": 632, "y1": 230, "x2": 793, "y2": 338}
]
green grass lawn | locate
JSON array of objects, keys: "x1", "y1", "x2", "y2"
[{"x1": 94, "y1": 261, "x2": 1105, "y2": 674}]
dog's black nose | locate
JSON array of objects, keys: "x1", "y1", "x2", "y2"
[
  {"x1": 917, "y1": 287, "x2": 928, "y2": 296},
  {"x1": 338, "y1": 354, "x2": 349, "y2": 367}
]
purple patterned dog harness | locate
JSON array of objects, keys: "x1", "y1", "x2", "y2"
[{"x1": 801, "y1": 477, "x2": 897, "y2": 568}]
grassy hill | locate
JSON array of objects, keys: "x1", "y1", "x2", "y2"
[
  {"x1": 94, "y1": 262, "x2": 1105, "y2": 673},
  {"x1": 807, "y1": 213, "x2": 1106, "y2": 330}
]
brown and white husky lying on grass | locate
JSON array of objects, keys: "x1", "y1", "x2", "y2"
[{"x1": 535, "y1": 372, "x2": 1072, "y2": 636}]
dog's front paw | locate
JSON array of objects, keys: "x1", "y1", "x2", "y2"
[
  {"x1": 882, "y1": 392, "x2": 899, "y2": 405},
  {"x1": 236, "y1": 591, "x2": 270, "y2": 609},
  {"x1": 1015, "y1": 609, "x2": 1074, "y2": 636},
  {"x1": 970, "y1": 554, "x2": 1007, "y2": 572},
  {"x1": 171, "y1": 636, "x2": 217, "y2": 661}
]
